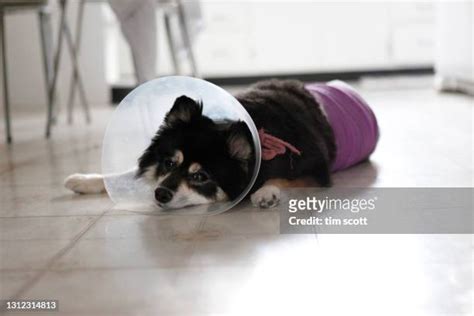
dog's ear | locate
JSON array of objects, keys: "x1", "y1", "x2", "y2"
[
  {"x1": 165, "y1": 95, "x2": 203, "y2": 125},
  {"x1": 226, "y1": 122, "x2": 253, "y2": 161}
]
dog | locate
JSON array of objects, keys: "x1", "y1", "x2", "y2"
[{"x1": 65, "y1": 79, "x2": 378, "y2": 209}]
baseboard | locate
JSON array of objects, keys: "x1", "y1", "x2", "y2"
[{"x1": 110, "y1": 67, "x2": 434, "y2": 104}]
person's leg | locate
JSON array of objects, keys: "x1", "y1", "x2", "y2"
[{"x1": 108, "y1": 0, "x2": 157, "y2": 84}]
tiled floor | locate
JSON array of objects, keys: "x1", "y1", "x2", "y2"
[{"x1": 0, "y1": 80, "x2": 472, "y2": 315}]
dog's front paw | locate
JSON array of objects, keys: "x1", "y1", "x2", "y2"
[
  {"x1": 64, "y1": 173, "x2": 105, "y2": 194},
  {"x1": 251, "y1": 185, "x2": 280, "y2": 208}
]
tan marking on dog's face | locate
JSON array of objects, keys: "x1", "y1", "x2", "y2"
[
  {"x1": 174, "y1": 150, "x2": 184, "y2": 166},
  {"x1": 215, "y1": 187, "x2": 228, "y2": 202},
  {"x1": 143, "y1": 165, "x2": 157, "y2": 180},
  {"x1": 142, "y1": 150, "x2": 183, "y2": 181},
  {"x1": 188, "y1": 163, "x2": 202, "y2": 174},
  {"x1": 143, "y1": 166, "x2": 171, "y2": 184}
]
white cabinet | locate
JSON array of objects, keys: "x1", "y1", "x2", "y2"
[
  {"x1": 194, "y1": 3, "x2": 257, "y2": 76},
  {"x1": 107, "y1": 2, "x2": 436, "y2": 83},
  {"x1": 194, "y1": 2, "x2": 435, "y2": 76},
  {"x1": 388, "y1": 2, "x2": 435, "y2": 65},
  {"x1": 391, "y1": 24, "x2": 434, "y2": 65}
]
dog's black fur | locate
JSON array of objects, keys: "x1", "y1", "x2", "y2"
[
  {"x1": 136, "y1": 79, "x2": 336, "y2": 206},
  {"x1": 236, "y1": 79, "x2": 336, "y2": 190}
]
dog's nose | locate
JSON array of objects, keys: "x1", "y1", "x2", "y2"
[{"x1": 155, "y1": 187, "x2": 173, "y2": 204}]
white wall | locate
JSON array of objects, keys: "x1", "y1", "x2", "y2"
[
  {"x1": 435, "y1": 1, "x2": 473, "y2": 83},
  {"x1": 195, "y1": 1, "x2": 434, "y2": 76},
  {"x1": 106, "y1": 1, "x2": 435, "y2": 84},
  {"x1": 0, "y1": 2, "x2": 108, "y2": 112}
]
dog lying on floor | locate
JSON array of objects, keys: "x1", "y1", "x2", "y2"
[{"x1": 64, "y1": 79, "x2": 378, "y2": 209}]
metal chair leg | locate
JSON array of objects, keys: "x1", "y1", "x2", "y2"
[
  {"x1": 164, "y1": 11, "x2": 181, "y2": 75},
  {"x1": 63, "y1": 20, "x2": 90, "y2": 124},
  {"x1": 38, "y1": 6, "x2": 54, "y2": 129},
  {"x1": 66, "y1": 0, "x2": 88, "y2": 124},
  {"x1": 176, "y1": 1, "x2": 199, "y2": 77},
  {"x1": 0, "y1": 6, "x2": 12, "y2": 144},
  {"x1": 46, "y1": 0, "x2": 68, "y2": 138}
]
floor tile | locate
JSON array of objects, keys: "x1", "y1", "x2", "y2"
[
  {"x1": 189, "y1": 234, "x2": 318, "y2": 267},
  {"x1": 81, "y1": 214, "x2": 203, "y2": 241},
  {"x1": 0, "y1": 186, "x2": 112, "y2": 217},
  {"x1": 0, "y1": 271, "x2": 37, "y2": 299},
  {"x1": 0, "y1": 240, "x2": 70, "y2": 270},
  {"x1": 18, "y1": 269, "x2": 200, "y2": 315},
  {"x1": 199, "y1": 210, "x2": 280, "y2": 238},
  {"x1": 0, "y1": 216, "x2": 96, "y2": 241},
  {"x1": 52, "y1": 238, "x2": 195, "y2": 270}
]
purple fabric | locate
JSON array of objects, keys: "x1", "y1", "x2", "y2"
[{"x1": 305, "y1": 80, "x2": 379, "y2": 172}]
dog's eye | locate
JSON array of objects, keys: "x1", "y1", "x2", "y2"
[
  {"x1": 190, "y1": 171, "x2": 209, "y2": 183},
  {"x1": 163, "y1": 159, "x2": 176, "y2": 170}
]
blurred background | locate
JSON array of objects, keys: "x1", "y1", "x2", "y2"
[{"x1": 0, "y1": 0, "x2": 472, "y2": 138}]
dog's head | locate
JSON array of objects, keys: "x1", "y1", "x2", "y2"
[{"x1": 137, "y1": 95, "x2": 254, "y2": 209}]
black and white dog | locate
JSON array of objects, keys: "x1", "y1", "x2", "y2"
[{"x1": 65, "y1": 80, "x2": 337, "y2": 209}]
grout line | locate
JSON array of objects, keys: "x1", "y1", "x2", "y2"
[
  {"x1": 0, "y1": 213, "x2": 112, "y2": 219},
  {"x1": 9, "y1": 210, "x2": 109, "y2": 300}
]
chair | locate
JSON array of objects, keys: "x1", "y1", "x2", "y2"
[
  {"x1": 162, "y1": 0, "x2": 199, "y2": 77},
  {"x1": 74, "y1": 0, "x2": 200, "y2": 81},
  {"x1": 50, "y1": 0, "x2": 199, "y2": 130},
  {"x1": 63, "y1": 0, "x2": 89, "y2": 124},
  {"x1": 0, "y1": 0, "x2": 90, "y2": 143},
  {"x1": 0, "y1": 0, "x2": 52, "y2": 143},
  {"x1": 46, "y1": 0, "x2": 90, "y2": 137}
]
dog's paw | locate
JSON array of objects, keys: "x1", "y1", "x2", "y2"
[
  {"x1": 64, "y1": 173, "x2": 105, "y2": 194},
  {"x1": 251, "y1": 185, "x2": 280, "y2": 208}
]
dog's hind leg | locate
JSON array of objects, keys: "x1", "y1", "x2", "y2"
[{"x1": 64, "y1": 173, "x2": 105, "y2": 194}]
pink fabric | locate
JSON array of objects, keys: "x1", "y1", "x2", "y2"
[{"x1": 259, "y1": 129, "x2": 302, "y2": 160}]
